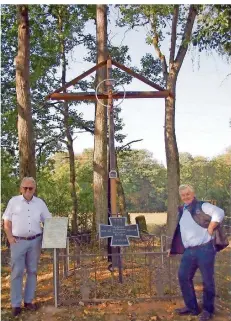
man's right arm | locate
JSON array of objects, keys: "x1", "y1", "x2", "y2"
[
  {"x1": 4, "y1": 220, "x2": 16, "y2": 244},
  {"x1": 2, "y1": 198, "x2": 17, "y2": 244}
]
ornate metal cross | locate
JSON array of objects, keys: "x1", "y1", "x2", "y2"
[{"x1": 99, "y1": 217, "x2": 139, "y2": 246}]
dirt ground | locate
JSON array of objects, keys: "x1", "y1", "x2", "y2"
[
  {"x1": 1, "y1": 247, "x2": 231, "y2": 321},
  {"x1": 1, "y1": 298, "x2": 231, "y2": 321}
]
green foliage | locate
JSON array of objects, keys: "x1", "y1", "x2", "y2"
[
  {"x1": 1, "y1": 4, "x2": 93, "y2": 173},
  {"x1": 1, "y1": 5, "x2": 18, "y2": 154},
  {"x1": 2, "y1": 148, "x2": 230, "y2": 221},
  {"x1": 140, "y1": 53, "x2": 164, "y2": 86},
  {"x1": 1, "y1": 150, "x2": 19, "y2": 209},
  {"x1": 37, "y1": 164, "x2": 72, "y2": 215},
  {"x1": 193, "y1": 5, "x2": 231, "y2": 58},
  {"x1": 35, "y1": 150, "x2": 94, "y2": 230},
  {"x1": 180, "y1": 148, "x2": 231, "y2": 215},
  {"x1": 117, "y1": 149, "x2": 167, "y2": 212},
  {"x1": 1, "y1": 4, "x2": 230, "y2": 225},
  {"x1": 116, "y1": 4, "x2": 175, "y2": 85}
]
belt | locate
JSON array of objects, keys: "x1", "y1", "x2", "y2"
[
  {"x1": 13, "y1": 233, "x2": 42, "y2": 241},
  {"x1": 187, "y1": 240, "x2": 213, "y2": 250}
]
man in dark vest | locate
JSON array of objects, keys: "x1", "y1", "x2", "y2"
[{"x1": 168, "y1": 184, "x2": 228, "y2": 321}]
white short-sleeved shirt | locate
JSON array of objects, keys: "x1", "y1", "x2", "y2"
[
  {"x1": 179, "y1": 202, "x2": 224, "y2": 248},
  {"x1": 2, "y1": 195, "x2": 52, "y2": 237}
]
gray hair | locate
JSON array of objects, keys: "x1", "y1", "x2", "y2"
[
  {"x1": 179, "y1": 184, "x2": 194, "y2": 193},
  {"x1": 20, "y1": 177, "x2": 36, "y2": 186}
]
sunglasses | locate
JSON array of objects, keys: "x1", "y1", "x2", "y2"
[{"x1": 22, "y1": 187, "x2": 34, "y2": 191}]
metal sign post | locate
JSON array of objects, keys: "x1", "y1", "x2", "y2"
[
  {"x1": 53, "y1": 248, "x2": 58, "y2": 308},
  {"x1": 42, "y1": 217, "x2": 68, "y2": 307}
]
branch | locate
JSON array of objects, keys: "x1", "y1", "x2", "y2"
[
  {"x1": 45, "y1": 101, "x2": 61, "y2": 107},
  {"x1": 73, "y1": 130, "x2": 86, "y2": 134},
  {"x1": 60, "y1": 138, "x2": 68, "y2": 145},
  {"x1": 175, "y1": 5, "x2": 197, "y2": 71},
  {"x1": 152, "y1": 33, "x2": 168, "y2": 84},
  {"x1": 131, "y1": 20, "x2": 149, "y2": 29},
  {"x1": 35, "y1": 133, "x2": 65, "y2": 153},
  {"x1": 220, "y1": 73, "x2": 231, "y2": 87},
  {"x1": 37, "y1": 101, "x2": 61, "y2": 109},
  {"x1": 79, "y1": 124, "x2": 94, "y2": 135},
  {"x1": 73, "y1": 135, "x2": 79, "y2": 141},
  {"x1": 169, "y1": 5, "x2": 179, "y2": 64},
  {"x1": 35, "y1": 138, "x2": 57, "y2": 153},
  {"x1": 37, "y1": 124, "x2": 62, "y2": 131},
  {"x1": 117, "y1": 139, "x2": 143, "y2": 152}
]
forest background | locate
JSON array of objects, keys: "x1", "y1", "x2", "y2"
[{"x1": 1, "y1": 4, "x2": 231, "y2": 234}]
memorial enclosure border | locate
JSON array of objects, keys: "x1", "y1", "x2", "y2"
[{"x1": 37, "y1": 234, "x2": 231, "y2": 306}]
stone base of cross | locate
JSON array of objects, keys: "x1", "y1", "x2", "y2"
[{"x1": 99, "y1": 217, "x2": 140, "y2": 246}]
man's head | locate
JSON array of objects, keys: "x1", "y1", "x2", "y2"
[
  {"x1": 20, "y1": 177, "x2": 36, "y2": 201},
  {"x1": 179, "y1": 184, "x2": 195, "y2": 205}
]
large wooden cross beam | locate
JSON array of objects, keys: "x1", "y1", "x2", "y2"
[
  {"x1": 49, "y1": 90, "x2": 170, "y2": 101},
  {"x1": 45, "y1": 58, "x2": 171, "y2": 101},
  {"x1": 45, "y1": 58, "x2": 168, "y2": 276}
]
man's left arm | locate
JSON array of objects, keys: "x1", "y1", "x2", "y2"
[
  {"x1": 202, "y1": 203, "x2": 225, "y2": 236},
  {"x1": 40, "y1": 199, "x2": 52, "y2": 223}
]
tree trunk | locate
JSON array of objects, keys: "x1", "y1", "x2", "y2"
[
  {"x1": 64, "y1": 105, "x2": 78, "y2": 235},
  {"x1": 16, "y1": 5, "x2": 36, "y2": 180},
  {"x1": 59, "y1": 9, "x2": 78, "y2": 235},
  {"x1": 165, "y1": 6, "x2": 197, "y2": 237},
  {"x1": 165, "y1": 73, "x2": 180, "y2": 237},
  {"x1": 116, "y1": 154, "x2": 127, "y2": 217},
  {"x1": 152, "y1": 5, "x2": 197, "y2": 238},
  {"x1": 93, "y1": 5, "x2": 108, "y2": 231}
]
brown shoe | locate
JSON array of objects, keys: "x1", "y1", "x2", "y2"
[
  {"x1": 12, "y1": 307, "x2": 22, "y2": 317},
  {"x1": 24, "y1": 302, "x2": 37, "y2": 311}
]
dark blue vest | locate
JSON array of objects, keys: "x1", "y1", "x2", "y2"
[{"x1": 170, "y1": 198, "x2": 228, "y2": 254}]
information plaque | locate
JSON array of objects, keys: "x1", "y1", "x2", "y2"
[{"x1": 42, "y1": 217, "x2": 68, "y2": 249}]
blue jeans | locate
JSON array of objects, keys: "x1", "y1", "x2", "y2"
[
  {"x1": 10, "y1": 236, "x2": 42, "y2": 307},
  {"x1": 178, "y1": 241, "x2": 216, "y2": 314}
]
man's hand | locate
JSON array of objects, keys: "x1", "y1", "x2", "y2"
[
  {"x1": 166, "y1": 249, "x2": 171, "y2": 257},
  {"x1": 208, "y1": 221, "x2": 219, "y2": 236},
  {"x1": 8, "y1": 236, "x2": 17, "y2": 244}
]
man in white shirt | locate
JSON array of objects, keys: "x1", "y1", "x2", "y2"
[
  {"x1": 3, "y1": 177, "x2": 52, "y2": 317},
  {"x1": 169, "y1": 184, "x2": 225, "y2": 321}
]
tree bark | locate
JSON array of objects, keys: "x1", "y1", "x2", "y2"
[
  {"x1": 59, "y1": 8, "x2": 78, "y2": 234},
  {"x1": 152, "y1": 5, "x2": 197, "y2": 237},
  {"x1": 165, "y1": 73, "x2": 180, "y2": 237},
  {"x1": 16, "y1": 5, "x2": 36, "y2": 180},
  {"x1": 93, "y1": 5, "x2": 108, "y2": 231},
  {"x1": 166, "y1": 6, "x2": 197, "y2": 237},
  {"x1": 64, "y1": 103, "x2": 78, "y2": 235},
  {"x1": 115, "y1": 154, "x2": 127, "y2": 217}
]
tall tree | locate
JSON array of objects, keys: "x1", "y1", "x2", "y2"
[
  {"x1": 15, "y1": 5, "x2": 36, "y2": 179},
  {"x1": 41, "y1": 5, "x2": 95, "y2": 233},
  {"x1": 93, "y1": 5, "x2": 108, "y2": 230},
  {"x1": 57, "y1": 5, "x2": 78, "y2": 234},
  {"x1": 118, "y1": 5, "x2": 197, "y2": 235}
]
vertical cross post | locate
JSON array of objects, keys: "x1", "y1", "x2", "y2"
[
  {"x1": 107, "y1": 58, "x2": 117, "y2": 215},
  {"x1": 106, "y1": 58, "x2": 122, "y2": 281}
]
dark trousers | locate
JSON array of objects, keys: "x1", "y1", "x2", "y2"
[{"x1": 178, "y1": 241, "x2": 216, "y2": 314}]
